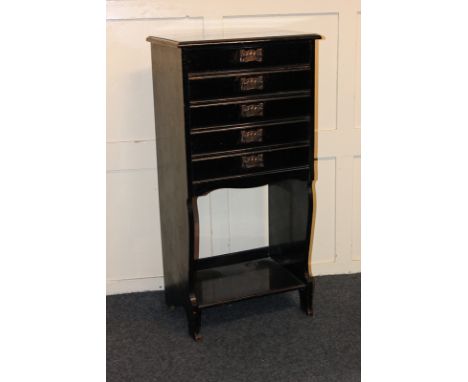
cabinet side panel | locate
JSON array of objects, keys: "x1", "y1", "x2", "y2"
[
  {"x1": 150, "y1": 44, "x2": 189, "y2": 306},
  {"x1": 269, "y1": 178, "x2": 310, "y2": 278}
]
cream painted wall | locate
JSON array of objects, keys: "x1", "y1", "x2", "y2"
[{"x1": 106, "y1": 0, "x2": 361, "y2": 294}]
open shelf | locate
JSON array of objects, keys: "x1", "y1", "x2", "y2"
[{"x1": 195, "y1": 256, "x2": 305, "y2": 309}]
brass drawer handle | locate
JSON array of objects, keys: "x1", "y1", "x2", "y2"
[
  {"x1": 241, "y1": 153, "x2": 264, "y2": 169},
  {"x1": 240, "y1": 102, "x2": 264, "y2": 118},
  {"x1": 239, "y1": 48, "x2": 263, "y2": 63},
  {"x1": 240, "y1": 128, "x2": 263, "y2": 144},
  {"x1": 240, "y1": 75, "x2": 264, "y2": 92}
]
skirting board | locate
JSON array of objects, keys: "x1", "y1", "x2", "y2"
[
  {"x1": 106, "y1": 268, "x2": 361, "y2": 295},
  {"x1": 107, "y1": 276, "x2": 165, "y2": 295}
]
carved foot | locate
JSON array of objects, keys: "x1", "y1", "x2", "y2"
[
  {"x1": 299, "y1": 277, "x2": 315, "y2": 316},
  {"x1": 188, "y1": 307, "x2": 202, "y2": 341},
  {"x1": 187, "y1": 293, "x2": 202, "y2": 341}
]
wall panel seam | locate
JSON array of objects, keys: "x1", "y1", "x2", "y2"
[
  {"x1": 222, "y1": 12, "x2": 339, "y2": 19},
  {"x1": 107, "y1": 168, "x2": 156, "y2": 173}
]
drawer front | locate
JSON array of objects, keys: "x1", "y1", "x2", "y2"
[
  {"x1": 191, "y1": 146, "x2": 310, "y2": 182},
  {"x1": 192, "y1": 167, "x2": 310, "y2": 195},
  {"x1": 189, "y1": 69, "x2": 312, "y2": 101},
  {"x1": 190, "y1": 120, "x2": 309, "y2": 155},
  {"x1": 190, "y1": 96, "x2": 311, "y2": 128},
  {"x1": 185, "y1": 41, "x2": 311, "y2": 72}
]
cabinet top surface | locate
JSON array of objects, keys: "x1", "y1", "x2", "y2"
[{"x1": 146, "y1": 30, "x2": 321, "y2": 47}]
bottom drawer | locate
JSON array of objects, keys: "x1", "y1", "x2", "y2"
[
  {"x1": 191, "y1": 145, "x2": 310, "y2": 182},
  {"x1": 192, "y1": 167, "x2": 310, "y2": 195}
]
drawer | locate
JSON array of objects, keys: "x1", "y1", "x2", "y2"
[
  {"x1": 190, "y1": 119, "x2": 310, "y2": 155},
  {"x1": 192, "y1": 166, "x2": 310, "y2": 195},
  {"x1": 189, "y1": 94, "x2": 311, "y2": 128},
  {"x1": 191, "y1": 145, "x2": 310, "y2": 182},
  {"x1": 189, "y1": 68, "x2": 312, "y2": 101},
  {"x1": 185, "y1": 40, "x2": 311, "y2": 72}
]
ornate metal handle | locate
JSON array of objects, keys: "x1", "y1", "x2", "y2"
[
  {"x1": 241, "y1": 153, "x2": 264, "y2": 169},
  {"x1": 240, "y1": 102, "x2": 264, "y2": 118},
  {"x1": 239, "y1": 48, "x2": 263, "y2": 63},
  {"x1": 240, "y1": 75, "x2": 264, "y2": 92},
  {"x1": 240, "y1": 128, "x2": 263, "y2": 144}
]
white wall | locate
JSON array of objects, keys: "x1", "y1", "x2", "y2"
[{"x1": 106, "y1": 0, "x2": 361, "y2": 294}]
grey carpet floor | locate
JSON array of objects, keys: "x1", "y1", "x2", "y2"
[{"x1": 107, "y1": 273, "x2": 360, "y2": 382}]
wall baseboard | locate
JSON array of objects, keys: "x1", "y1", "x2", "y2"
[
  {"x1": 106, "y1": 268, "x2": 361, "y2": 296},
  {"x1": 106, "y1": 276, "x2": 165, "y2": 295}
]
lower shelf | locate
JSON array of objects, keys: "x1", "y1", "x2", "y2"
[{"x1": 195, "y1": 257, "x2": 305, "y2": 309}]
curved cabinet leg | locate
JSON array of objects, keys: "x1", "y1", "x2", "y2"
[
  {"x1": 299, "y1": 276, "x2": 315, "y2": 316},
  {"x1": 187, "y1": 307, "x2": 202, "y2": 341},
  {"x1": 186, "y1": 294, "x2": 202, "y2": 341}
]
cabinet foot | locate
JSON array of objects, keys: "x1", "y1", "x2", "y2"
[
  {"x1": 187, "y1": 307, "x2": 202, "y2": 341},
  {"x1": 299, "y1": 277, "x2": 315, "y2": 316},
  {"x1": 187, "y1": 294, "x2": 202, "y2": 341}
]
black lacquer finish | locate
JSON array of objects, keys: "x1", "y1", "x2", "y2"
[
  {"x1": 147, "y1": 33, "x2": 321, "y2": 340},
  {"x1": 189, "y1": 66, "x2": 312, "y2": 100},
  {"x1": 190, "y1": 118, "x2": 310, "y2": 155},
  {"x1": 191, "y1": 144, "x2": 310, "y2": 182},
  {"x1": 189, "y1": 93, "x2": 311, "y2": 128},
  {"x1": 185, "y1": 40, "x2": 311, "y2": 71},
  {"x1": 196, "y1": 257, "x2": 305, "y2": 309}
]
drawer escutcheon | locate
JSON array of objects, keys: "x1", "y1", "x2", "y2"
[
  {"x1": 241, "y1": 153, "x2": 264, "y2": 169},
  {"x1": 239, "y1": 48, "x2": 263, "y2": 63},
  {"x1": 240, "y1": 102, "x2": 264, "y2": 118},
  {"x1": 240, "y1": 76, "x2": 264, "y2": 92},
  {"x1": 240, "y1": 128, "x2": 263, "y2": 144}
]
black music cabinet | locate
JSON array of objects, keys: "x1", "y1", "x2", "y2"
[{"x1": 147, "y1": 33, "x2": 321, "y2": 340}]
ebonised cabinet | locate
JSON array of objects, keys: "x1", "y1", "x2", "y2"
[{"x1": 147, "y1": 33, "x2": 321, "y2": 340}]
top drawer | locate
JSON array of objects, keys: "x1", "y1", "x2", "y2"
[{"x1": 184, "y1": 40, "x2": 312, "y2": 72}]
